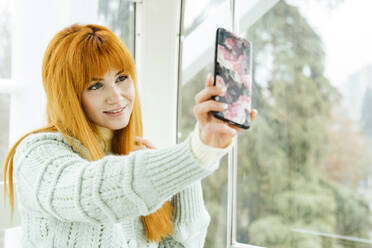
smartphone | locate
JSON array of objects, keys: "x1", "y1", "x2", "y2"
[{"x1": 211, "y1": 27, "x2": 253, "y2": 129}]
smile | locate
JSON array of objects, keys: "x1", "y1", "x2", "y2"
[{"x1": 103, "y1": 106, "x2": 126, "y2": 115}]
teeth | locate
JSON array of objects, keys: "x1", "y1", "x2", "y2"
[{"x1": 106, "y1": 107, "x2": 124, "y2": 114}]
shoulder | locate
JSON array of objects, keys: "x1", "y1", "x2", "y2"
[{"x1": 16, "y1": 132, "x2": 83, "y2": 156}]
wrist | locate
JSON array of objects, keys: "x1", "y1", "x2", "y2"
[
  {"x1": 198, "y1": 125, "x2": 233, "y2": 149},
  {"x1": 191, "y1": 122, "x2": 233, "y2": 166}
]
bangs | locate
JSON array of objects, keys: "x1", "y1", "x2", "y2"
[{"x1": 66, "y1": 26, "x2": 135, "y2": 91}]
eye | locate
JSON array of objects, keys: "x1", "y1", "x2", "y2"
[
  {"x1": 117, "y1": 75, "x2": 128, "y2": 82},
  {"x1": 88, "y1": 82, "x2": 102, "y2": 91}
]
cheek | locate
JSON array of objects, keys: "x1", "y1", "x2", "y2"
[
  {"x1": 128, "y1": 82, "x2": 136, "y2": 101},
  {"x1": 81, "y1": 93, "x2": 99, "y2": 117},
  {"x1": 130, "y1": 86, "x2": 135, "y2": 101}
]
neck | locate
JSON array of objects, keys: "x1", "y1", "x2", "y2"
[{"x1": 96, "y1": 125, "x2": 114, "y2": 153}]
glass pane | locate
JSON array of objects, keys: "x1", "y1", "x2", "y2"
[
  {"x1": 97, "y1": 0, "x2": 135, "y2": 54},
  {"x1": 236, "y1": 0, "x2": 372, "y2": 247},
  {"x1": 184, "y1": 0, "x2": 227, "y2": 36},
  {"x1": 182, "y1": 0, "x2": 231, "y2": 85},
  {"x1": 0, "y1": 94, "x2": 10, "y2": 183},
  {"x1": 178, "y1": 1, "x2": 231, "y2": 247}
]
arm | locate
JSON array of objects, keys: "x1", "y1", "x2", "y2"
[{"x1": 13, "y1": 131, "x2": 221, "y2": 225}]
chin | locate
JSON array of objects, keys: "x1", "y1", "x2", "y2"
[{"x1": 106, "y1": 122, "x2": 129, "y2": 131}]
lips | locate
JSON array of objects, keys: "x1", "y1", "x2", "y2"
[{"x1": 103, "y1": 106, "x2": 126, "y2": 113}]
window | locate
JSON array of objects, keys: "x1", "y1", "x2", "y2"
[
  {"x1": 235, "y1": 0, "x2": 372, "y2": 247},
  {"x1": 97, "y1": 0, "x2": 136, "y2": 55}
]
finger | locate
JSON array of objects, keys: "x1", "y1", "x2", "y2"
[
  {"x1": 193, "y1": 100, "x2": 227, "y2": 123},
  {"x1": 132, "y1": 145, "x2": 145, "y2": 151},
  {"x1": 228, "y1": 124, "x2": 242, "y2": 133},
  {"x1": 142, "y1": 139, "x2": 156, "y2": 149},
  {"x1": 205, "y1": 73, "x2": 214, "y2": 88},
  {"x1": 135, "y1": 136, "x2": 156, "y2": 149},
  {"x1": 134, "y1": 136, "x2": 142, "y2": 142},
  {"x1": 194, "y1": 85, "x2": 226, "y2": 104},
  {"x1": 250, "y1": 109, "x2": 258, "y2": 121}
]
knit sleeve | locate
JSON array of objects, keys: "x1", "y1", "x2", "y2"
[{"x1": 13, "y1": 132, "x2": 219, "y2": 225}]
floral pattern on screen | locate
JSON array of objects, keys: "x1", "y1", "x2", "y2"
[{"x1": 213, "y1": 28, "x2": 252, "y2": 127}]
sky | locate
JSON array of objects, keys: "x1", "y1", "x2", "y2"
[{"x1": 294, "y1": 0, "x2": 372, "y2": 87}]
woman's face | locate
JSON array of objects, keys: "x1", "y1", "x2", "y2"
[{"x1": 81, "y1": 68, "x2": 135, "y2": 130}]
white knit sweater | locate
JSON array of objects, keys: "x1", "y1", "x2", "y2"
[{"x1": 13, "y1": 123, "x2": 233, "y2": 248}]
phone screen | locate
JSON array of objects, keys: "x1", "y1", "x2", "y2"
[{"x1": 212, "y1": 27, "x2": 252, "y2": 129}]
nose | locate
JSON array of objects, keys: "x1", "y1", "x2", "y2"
[{"x1": 105, "y1": 84, "x2": 122, "y2": 104}]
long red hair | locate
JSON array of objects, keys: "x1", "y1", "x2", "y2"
[{"x1": 3, "y1": 23, "x2": 172, "y2": 242}]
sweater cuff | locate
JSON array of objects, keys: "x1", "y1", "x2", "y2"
[{"x1": 191, "y1": 122, "x2": 233, "y2": 166}]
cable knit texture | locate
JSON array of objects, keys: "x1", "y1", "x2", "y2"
[{"x1": 13, "y1": 123, "x2": 233, "y2": 248}]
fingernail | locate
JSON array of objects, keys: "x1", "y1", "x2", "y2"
[{"x1": 223, "y1": 104, "x2": 228, "y2": 109}]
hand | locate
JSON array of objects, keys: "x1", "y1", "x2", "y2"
[
  {"x1": 193, "y1": 74, "x2": 257, "y2": 148},
  {"x1": 133, "y1": 136, "x2": 156, "y2": 151}
]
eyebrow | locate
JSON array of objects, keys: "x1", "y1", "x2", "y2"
[{"x1": 91, "y1": 70, "x2": 124, "y2": 81}]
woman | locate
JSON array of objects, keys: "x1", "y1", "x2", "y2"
[{"x1": 3, "y1": 24, "x2": 256, "y2": 248}]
